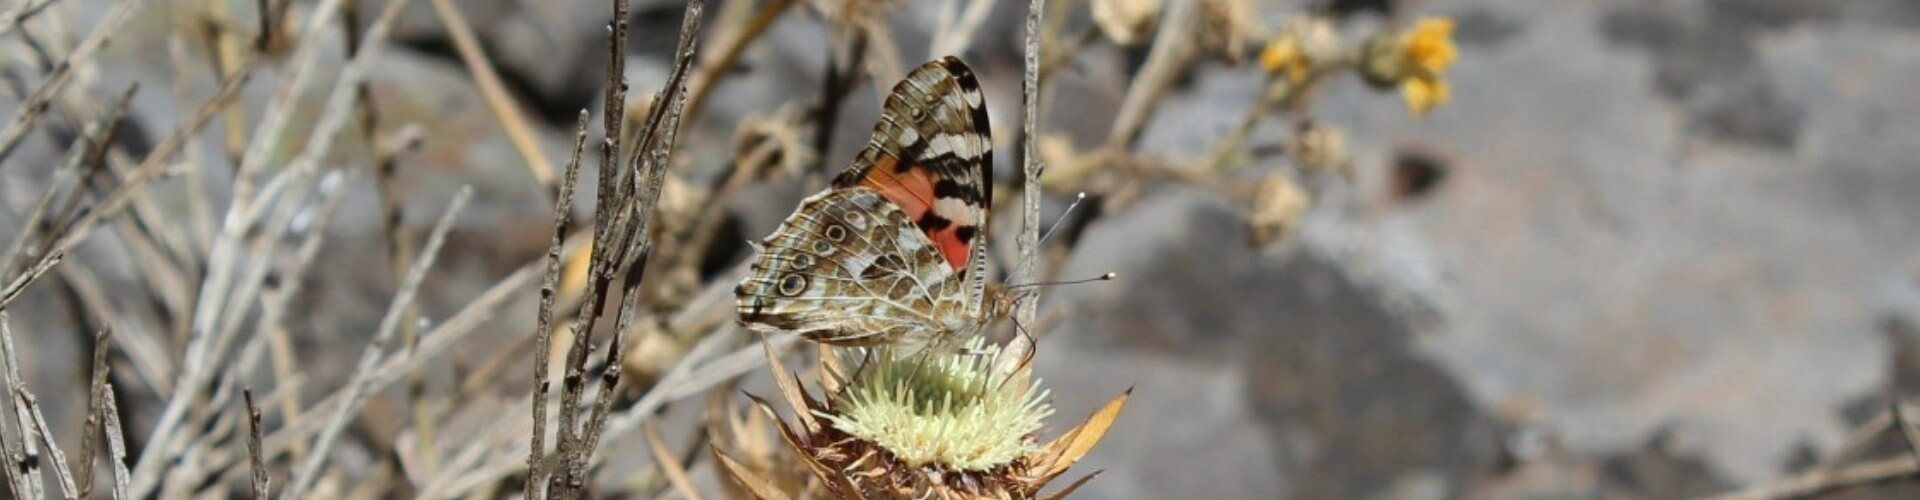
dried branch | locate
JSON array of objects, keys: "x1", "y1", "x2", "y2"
[
  {"x1": 1701, "y1": 456, "x2": 1920, "y2": 500},
  {"x1": 245, "y1": 389, "x2": 268, "y2": 498},
  {"x1": 530, "y1": 109, "x2": 591, "y2": 497},
  {"x1": 1106, "y1": 0, "x2": 1198, "y2": 148},
  {"x1": 682, "y1": 0, "x2": 795, "y2": 128},
  {"x1": 546, "y1": 0, "x2": 708, "y2": 495},
  {"x1": 0, "y1": 0, "x2": 61, "y2": 37},
  {"x1": 101, "y1": 389, "x2": 130, "y2": 500},
  {"x1": 427, "y1": 0, "x2": 556, "y2": 188},
  {"x1": 0, "y1": 0, "x2": 141, "y2": 166},
  {"x1": 1007, "y1": 0, "x2": 1048, "y2": 365},
  {"x1": 77, "y1": 330, "x2": 111, "y2": 498},
  {"x1": 281, "y1": 186, "x2": 471, "y2": 499},
  {"x1": 0, "y1": 313, "x2": 43, "y2": 499},
  {"x1": 928, "y1": 0, "x2": 994, "y2": 57}
]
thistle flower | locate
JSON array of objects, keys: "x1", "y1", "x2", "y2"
[
  {"x1": 1360, "y1": 16, "x2": 1459, "y2": 116},
  {"x1": 717, "y1": 339, "x2": 1128, "y2": 499}
]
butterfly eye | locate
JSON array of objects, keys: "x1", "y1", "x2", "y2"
[
  {"x1": 843, "y1": 212, "x2": 866, "y2": 229},
  {"x1": 824, "y1": 224, "x2": 848, "y2": 242},
  {"x1": 789, "y1": 253, "x2": 814, "y2": 270},
  {"x1": 812, "y1": 240, "x2": 835, "y2": 256},
  {"x1": 777, "y1": 274, "x2": 808, "y2": 296}
]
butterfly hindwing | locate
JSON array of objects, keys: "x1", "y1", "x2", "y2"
[{"x1": 735, "y1": 188, "x2": 970, "y2": 346}]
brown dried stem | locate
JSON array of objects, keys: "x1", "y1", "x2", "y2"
[
  {"x1": 244, "y1": 389, "x2": 268, "y2": 498},
  {"x1": 427, "y1": 0, "x2": 557, "y2": 188},
  {"x1": 529, "y1": 109, "x2": 591, "y2": 495}
]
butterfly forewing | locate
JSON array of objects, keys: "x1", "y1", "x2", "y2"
[{"x1": 737, "y1": 56, "x2": 999, "y2": 349}]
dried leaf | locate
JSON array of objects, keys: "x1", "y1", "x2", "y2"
[
  {"x1": 761, "y1": 335, "x2": 821, "y2": 434},
  {"x1": 644, "y1": 423, "x2": 704, "y2": 500},
  {"x1": 712, "y1": 444, "x2": 792, "y2": 500},
  {"x1": 1041, "y1": 389, "x2": 1130, "y2": 478},
  {"x1": 1039, "y1": 470, "x2": 1104, "y2": 500}
]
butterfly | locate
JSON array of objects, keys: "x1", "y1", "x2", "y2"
[{"x1": 734, "y1": 56, "x2": 1014, "y2": 351}]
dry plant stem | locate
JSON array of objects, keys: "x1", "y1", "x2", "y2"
[
  {"x1": 245, "y1": 389, "x2": 269, "y2": 498},
  {"x1": 806, "y1": 30, "x2": 866, "y2": 182},
  {"x1": 530, "y1": 110, "x2": 591, "y2": 496},
  {"x1": 541, "y1": 0, "x2": 633, "y2": 491},
  {"x1": 342, "y1": 0, "x2": 432, "y2": 471},
  {"x1": 554, "y1": 1, "x2": 708, "y2": 492},
  {"x1": 1106, "y1": 0, "x2": 1197, "y2": 148},
  {"x1": 203, "y1": 0, "x2": 249, "y2": 164},
  {"x1": 0, "y1": 314, "x2": 44, "y2": 499},
  {"x1": 20, "y1": 390, "x2": 77, "y2": 497},
  {"x1": 0, "y1": 0, "x2": 140, "y2": 167},
  {"x1": 683, "y1": 0, "x2": 795, "y2": 128},
  {"x1": 642, "y1": 423, "x2": 703, "y2": 500},
  {"x1": 77, "y1": 330, "x2": 110, "y2": 498},
  {"x1": 198, "y1": 263, "x2": 544, "y2": 490},
  {"x1": 133, "y1": 0, "x2": 384, "y2": 491},
  {"x1": 100, "y1": 389, "x2": 130, "y2": 499},
  {"x1": 1702, "y1": 456, "x2": 1920, "y2": 500},
  {"x1": 1010, "y1": 0, "x2": 1047, "y2": 357},
  {"x1": 0, "y1": 0, "x2": 61, "y2": 37},
  {"x1": 427, "y1": 0, "x2": 556, "y2": 188},
  {"x1": 928, "y1": 0, "x2": 994, "y2": 58},
  {"x1": 282, "y1": 186, "x2": 472, "y2": 499}
]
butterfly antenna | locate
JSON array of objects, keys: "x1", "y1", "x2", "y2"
[
  {"x1": 1037, "y1": 191, "x2": 1088, "y2": 248},
  {"x1": 1007, "y1": 271, "x2": 1117, "y2": 290}
]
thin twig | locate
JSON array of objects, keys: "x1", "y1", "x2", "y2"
[
  {"x1": 572, "y1": 0, "x2": 708, "y2": 480},
  {"x1": 281, "y1": 186, "x2": 471, "y2": 499},
  {"x1": 77, "y1": 329, "x2": 110, "y2": 498},
  {"x1": 0, "y1": 313, "x2": 44, "y2": 499},
  {"x1": 0, "y1": 0, "x2": 62, "y2": 37},
  {"x1": 1701, "y1": 456, "x2": 1920, "y2": 500},
  {"x1": 529, "y1": 109, "x2": 590, "y2": 498},
  {"x1": 101, "y1": 390, "x2": 130, "y2": 500},
  {"x1": 927, "y1": 0, "x2": 994, "y2": 58},
  {"x1": 682, "y1": 0, "x2": 795, "y2": 128},
  {"x1": 245, "y1": 389, "x2": 269, "y2": 498},
  {"x1": 0, "y1": 0, "x2": 142, "y2": 166},
  {"x1": 426, "y1": 0, "x2": 556, "y2": 188},
  {"x1": 1007, "y1": 0, "x2": 1048, "y2": 365},
  {"x1": 1105, "y1": 0, "x2": 1198, "y2": 148}
]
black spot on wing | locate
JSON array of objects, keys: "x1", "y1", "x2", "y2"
[
  {"x1": 916, "y1": 214, "x2": 953, "y2": 232},
  {"x1": 932, "y1": 178, "x2": 984, "y2": 204},
  {"x1": 954, "y1": 225, "x2": 977, "y2": 244}
]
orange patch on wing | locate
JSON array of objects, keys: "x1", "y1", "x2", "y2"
[{"x1": 857, "y1": 160, "x2": 970, "y2": 270}]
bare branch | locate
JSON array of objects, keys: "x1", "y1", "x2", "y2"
[
  {"x1": 245, "y1": 389, "x2": 268, "y2": 498},
  {"x1": 282, "y1": 186, "x2": 471, "y2": 499}
]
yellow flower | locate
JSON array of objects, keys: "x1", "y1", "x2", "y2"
[
  {"x1": 1259, "y1": 17, "x2": 1339, "y2": 86},
  {"x1": 1401, "y1": 75, "x2": 1449, "y2": 116},
  {"x1": 1402, "y1": 17, "x2": 1457, "y2": 78},
  {"x1": 1398, "y1": 17, "x2": 1457, "y2": 116},
  {"x1": 1260, "y1": 37, "x2": 1310, "y2": 85}
]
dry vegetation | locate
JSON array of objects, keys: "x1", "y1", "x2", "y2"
[{"x1": 1, "y1": 0, "x2": 1907, "y2": 498}]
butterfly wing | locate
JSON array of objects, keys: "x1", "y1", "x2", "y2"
[
  {"x1": 832, "y1": 56, "x2": 994, "y2": 314},
  {"x1": 735, "y1": 56, "x2": 997, "y2": 347},
  {"x1": 735, "y1": 187, "x2": 966, "y2": 346}
]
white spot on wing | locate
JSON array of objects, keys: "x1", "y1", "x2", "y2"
[{"x1": 934, "y1": 198, "x2": 976, "y2": 225}]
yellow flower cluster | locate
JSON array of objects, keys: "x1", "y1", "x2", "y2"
[{"x1": 1398, "y1": 17, "x2": 1458, "y2": 116}]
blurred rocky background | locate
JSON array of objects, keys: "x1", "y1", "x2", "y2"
[{"x1": 3, "y1": 0, "x2": 1920, "y2": 498}]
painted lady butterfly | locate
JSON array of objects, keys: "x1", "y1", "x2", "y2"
[{"x1": 735, "y1": 56, "x2": 1013, "y2": 350}]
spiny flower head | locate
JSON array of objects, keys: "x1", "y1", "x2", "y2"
[{"x1": 819, "y1": 338, "x2": 1053, "y2": 471}]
